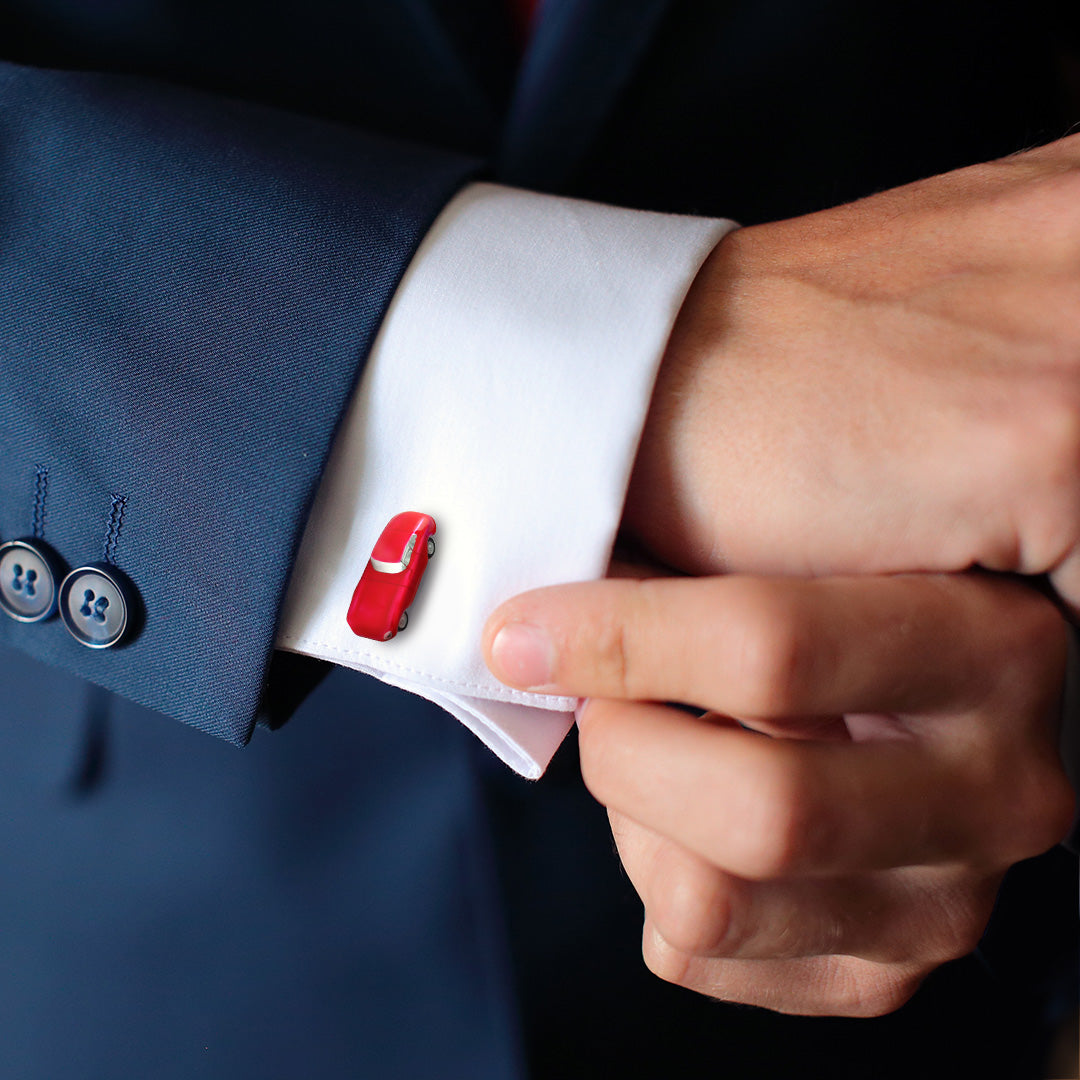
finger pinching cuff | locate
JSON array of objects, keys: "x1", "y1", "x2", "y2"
[{"x1": 0, "y1": 538, "x2": 65, "y2": 623}]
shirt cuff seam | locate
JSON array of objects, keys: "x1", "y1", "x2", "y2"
[{"x1": 277, "y1": 633, "x2": 577, "y2": 709}]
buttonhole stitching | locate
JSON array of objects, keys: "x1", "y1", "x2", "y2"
[
  {"x1": 103, "y1": 494, "x2": 127, "y2": 565},
  {"x1": 31, "y1": 465, "x2": 48, "y2": 540}
]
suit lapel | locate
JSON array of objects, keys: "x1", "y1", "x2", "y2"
[{"x1": 499, "y1": 0, "x2": 678, "y2": 189}]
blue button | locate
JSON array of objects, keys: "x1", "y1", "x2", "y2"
[
  {"x1": 59, "y1": 564, "x2": 134, "y2": 649},
  {"x1": 0, "y1": 539, "x2": 63, "y2": 623}
]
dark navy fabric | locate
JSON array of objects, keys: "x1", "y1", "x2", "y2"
[
  {"x1": 0, "y1": 2, "x2": 1076, "y2": 1077},
  {"x1": 0, "y1": 651, "x2": 524, "y2": 1080},
  {"x1": 0, "y1": 64, "x2": 475, "y2": 744}
]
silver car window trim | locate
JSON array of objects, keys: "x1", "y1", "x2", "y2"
[{"x1": 369, "y1": 531, "x2": 418, "y2": 575}]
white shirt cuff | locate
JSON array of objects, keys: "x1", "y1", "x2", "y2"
[{"x1": 276, "y1": 182, "x2": 735, "y2": 778}]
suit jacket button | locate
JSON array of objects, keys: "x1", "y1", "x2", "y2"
[
  {"x1": 59, "y1": 564, "x2": 134, "y2": 648},
  {"x1": 0, "y1": 539, "x2": 63, "y2": 623}
]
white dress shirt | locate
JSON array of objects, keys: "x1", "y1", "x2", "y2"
[{"x1": 276, "y1": 183, "x2": 735, "y2": 778}]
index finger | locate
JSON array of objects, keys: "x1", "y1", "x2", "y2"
[{"x1": 483, "y1": 573, "x2": 1064, "y2": 720}]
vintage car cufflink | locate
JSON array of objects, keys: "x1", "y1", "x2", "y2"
[
  {"x1": 347, "y1": 512, "x2": 436, "y2": 642},
  {"x1": 0, "y1": 538, "x2": 65, "y2": 623}
]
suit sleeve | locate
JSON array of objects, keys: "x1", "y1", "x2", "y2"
[{"x1": 0, "y1": 62, "x2": 477, "y2": 745}]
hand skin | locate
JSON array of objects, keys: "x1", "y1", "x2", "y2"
[
  {"x1": 482, "y1": 573, "x2": 1076, "y2": 1016},
  {"x1": 624, "y1": 133, "x2": 1080, "y2": 612}
]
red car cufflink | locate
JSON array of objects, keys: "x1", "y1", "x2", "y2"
[{"x1": 346, "y1": 512, "x2": 436, "y2": 641}]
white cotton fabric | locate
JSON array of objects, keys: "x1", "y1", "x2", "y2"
[{"x1": 276, "y1": 182, "x2": 735, "y2": 778}]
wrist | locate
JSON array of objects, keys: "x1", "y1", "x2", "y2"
[{"x1": 624, "y1": 230, "x2": 739, "y2": 574}]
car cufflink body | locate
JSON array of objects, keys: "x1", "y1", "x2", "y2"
[{"x1": 347, "y1": 512, "x2": 436, "y2": 641}]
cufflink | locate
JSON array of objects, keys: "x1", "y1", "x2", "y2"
[
  {"x1": 0, "y1": 538, "x2": 65, "y2": 623},
  {"x1": 347, "y1": 512, "x2": 436, "y2": 641},
  {"x1": 59, "y1": 563, "x2": 137, "y2": 649}
]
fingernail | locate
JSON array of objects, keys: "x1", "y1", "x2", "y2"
[{"x1": 490, "y1": 623, "x2": 556, "y2": 689}]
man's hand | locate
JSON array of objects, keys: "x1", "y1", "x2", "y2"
[
  {"x1": 483, "y1": 573, "x2": 1075, "y2": 1015},
  {"x1": 625, "y1": 134, "x2": 1080, "y2": 610}
]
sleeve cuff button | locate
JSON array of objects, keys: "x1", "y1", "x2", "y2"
[
  {"x1": 59, "y1": 564, "x2": 136, "y2": 649},
  {"x1": 0, "y1": 539, "x2": 63, "y2": 623}
]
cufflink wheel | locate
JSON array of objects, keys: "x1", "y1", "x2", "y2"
[
  {"x1": 397, "y1": 610, "x2": 409, "y2": 633},
  {"x1": 426, "y1": 537, "x2": 435, "y2": 557}
]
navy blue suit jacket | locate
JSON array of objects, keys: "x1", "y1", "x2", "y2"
[{"x1": 0, "y1": 2, "x2": 1075, "y2": 1077}]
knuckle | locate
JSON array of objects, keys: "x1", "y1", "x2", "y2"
[
  {"x1": 988, "y1": 589, "x2": 1067, "y2": 694},
  {"x1": 943, "y1": 915, "x2": 991, "y2": 963},
  {"x1": 923, "y1": 882, "x2": 997, "y2": 963},
  {"x1": 818, "y1": 959, "x2": 923, "y2": 1018},
  {"x1": 587, "y1": 604, "x2": 634, "y2": 699},
  {"x1": 1018, "y1": 764, "x2": 1077, "y2": 854},
  {"x1": 984, "y1": 380, "x2": 1080, "y2": 532},
  {"x1": 734, "y1": 752, "x2": 820, "y2": 879},
  {"x1": 1043, "y1": 775, "x2": 1078, "y2": 847},
  {"x1": 988, "y1": 715, "x2": 1077, "y2": 856},
  {"x1": 589, "y1": 578, "x2": 670, "y2": 701},
  {"x1": 975, "y1": 753, "x2": 1074, "y2": 867},
  {"x1": 1034, "y1": 387, "x2": 1080, "y2": 477},
  {"x1": 842, "y1": 972, "x2": 922, "y2": 1018},
  {"x1": 998, "y1": 385, "x2": 1080, "y2": 489},
  {"x1": 641, "y1": 923, "x2": 692, "y2": 988},
  {"x1": 1024, "y1": 593, "x2": 1070, "y2": 659},
  {"x1": 647, "y1": 866, "x2": 736, "y2": 956},
  {"x1": 729, "y1": 585, "x2": 815, "y2": 717}
]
